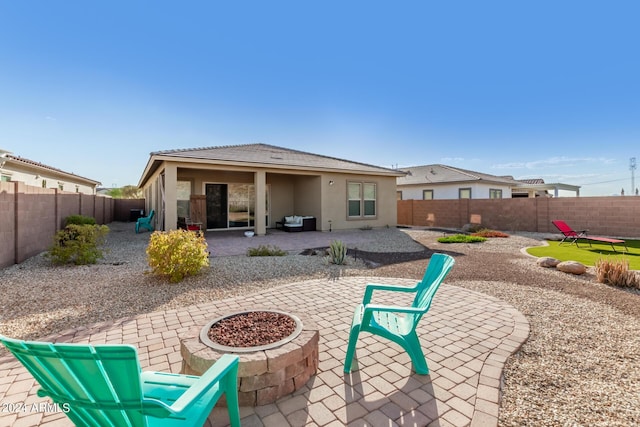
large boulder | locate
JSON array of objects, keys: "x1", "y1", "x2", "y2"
[
  {"x1": 556, "y1": 261, "x2": 587, "y2": 275},
  {"x1": 537, "y1": 257, "x2": 561, "y2": 268}
]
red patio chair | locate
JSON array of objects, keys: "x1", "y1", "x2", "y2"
[{"x1": 551, "y1": 220, "x2": 628, "y2": 252}]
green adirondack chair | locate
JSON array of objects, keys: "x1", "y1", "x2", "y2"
[
  {"x1": 136, "y1": 209, "x2": 155, "y2": 233},
  {"x1": 344, "y1": 253, "x2": 455, "y2": 375},
  {"x1": 0, "y1": 335, "x2": 240, "y2": 427}
]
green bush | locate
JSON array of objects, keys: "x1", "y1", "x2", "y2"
[
  {"x1": 247, "y1": 245, "x2": 287, "y2": 257},
  {"x1": 327, "y1": 239, "x2": 347, "y2": 265},
  {"x1": 438, "y1": 234, "x2": 487, "y2": 243},
  {"x1": 64, "y1": 215, "x2": 97, "y2": 226},
  {"x1": 146, "y1": 229, "x2": 210, "y2": 283},
  {"x1": 47, "y1": 224, "x2": 109, "y2": 265}
]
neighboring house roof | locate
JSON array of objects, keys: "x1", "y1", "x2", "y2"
[
  {"x1": 397, "y1": 164, "x2": 522, "y2": 186},
  {"x1": 517, "y1": 178, "x2": 545, "y2": 185},
  {"x1": 140, "y1": 143, "x2": 405, "y2": 187},
  {"x1": 0, "y1": 151, "x2": 101, "y2": 186}
]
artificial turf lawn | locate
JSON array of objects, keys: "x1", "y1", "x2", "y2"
[{"x1": 526, "y1": 239, "x2": 640, "y2": 269}]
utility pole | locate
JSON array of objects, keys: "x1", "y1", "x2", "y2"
[{"x1": 631, "y1": 158, "x2": 637, "y2": 195}]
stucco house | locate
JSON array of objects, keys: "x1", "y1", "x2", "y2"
[
  {"x1": 137, "y1": 143, "x2": 405, "y2": 234},
  {"x1": 0, "y1": 148, "x2": 100, "y2": 195},
  {"x1": 396, "y1": 164, "x2": 580, "y2": 200}
]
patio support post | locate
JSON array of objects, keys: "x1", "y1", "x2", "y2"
[
  {"x1": 164, "y1": 163, "x2": 178, "y2": 231},
  {"x1": 255, "y1": 170, "x2": 266, "y2": 235}
]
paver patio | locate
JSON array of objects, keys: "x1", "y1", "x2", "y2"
[{"x1": 0, "y1": 276, "x2": 528, "y2": 427}]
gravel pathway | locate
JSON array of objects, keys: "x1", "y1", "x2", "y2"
[{"x1": 1, "y1": 222, "x2": 638, "y2": 426}]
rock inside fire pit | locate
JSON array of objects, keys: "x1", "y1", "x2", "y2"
[{"x1": 207, "y1": 311, "x2": 297, "y2": 349}]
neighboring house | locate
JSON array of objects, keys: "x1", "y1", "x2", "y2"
[
  {"x1": 511, "y1": 178, "x2": 581, "y2": 198},
  {"x1": 137, "y1": 143, "x2": 405, "y2": 234},
  {"x1": 0, "y1": 148, "x2": 100, "y2": 194},
  {"x1": 396, "y1": 164, "x2": 580, "y2": 200},
  {"x1": 512, "y1": 178, "x2": 550, "y2": 198}
]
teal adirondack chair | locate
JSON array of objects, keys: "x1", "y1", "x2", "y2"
[
  {"x1": 344, "y1": 253, "x2": 455, "y2": 375},
  {"x1": 0, "y1": 335, "x2": 240, "y2": 427},
  {"x1": 136, "y1": 209, "x2": 155, "y2": 233}
]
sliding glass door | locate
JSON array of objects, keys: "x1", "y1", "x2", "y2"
[
  {"x1": 205, "y1": 184, "x2": 228, "y2": 229},
  {"x1": 205, "y1": 183, "x2": 269, "y2": 229}
]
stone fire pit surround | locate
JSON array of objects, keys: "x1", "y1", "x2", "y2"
[{"x1": 180, "y1": 309, "x2": 319, "y2": 406}]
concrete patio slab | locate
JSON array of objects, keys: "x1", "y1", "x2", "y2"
[{"x1": 0, "y1": 277, "x2": 529, "y2": 427}]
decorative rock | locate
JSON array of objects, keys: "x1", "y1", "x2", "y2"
[
  {"x1": 537, "y1": 257, "x2": 561, "y2": 268},
  {"x1": 556, "y1": 261, "x2": 587, "y2": 275}
]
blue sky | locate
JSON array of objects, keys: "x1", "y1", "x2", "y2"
[{"x1": 1, "y1": 1, "x2": 638, "y2": 196}]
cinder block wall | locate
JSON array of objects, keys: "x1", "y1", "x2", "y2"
[
  {"x1": 1, "y1": 183, "x2": 119, "y2": 268},
  {"x1": 57, "y1": 192, "x2": 82, "y2": 228},
  {"x1": 398, "y1": 197, "x2": 640, "y2": 238},
  {"x1": 0, "y1": 182, "x2": 16, "y2": 268},
  {"x1": 15, "y1": 182, "x2": 57, "y2": 264},
  {"x1": 113, "y1": 199, "x2": 145, "y2": 222}
]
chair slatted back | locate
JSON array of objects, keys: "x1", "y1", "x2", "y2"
[
  {"x1": 1, "y1": 336, "x2": 147, "y2": 427},
  {"x1": 411, "y1": 253, "x2": 455, "y2": 321},
  {"x1": 552, "y1": 220, "x2": 578, "y2": 237}
]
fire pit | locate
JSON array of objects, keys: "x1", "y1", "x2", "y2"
[{"x1": 180, "y1": 309, "x2": 319, "y2": 406}]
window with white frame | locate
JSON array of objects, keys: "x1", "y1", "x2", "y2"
[
  {"x1": 459, "y1": 188, "x2": 471, "y2": 199},
  {"x1": 489, "y1": 188, "x2": 502, "y2": 199},
  {"x1": 348, "y1": 182, "x2": 377, "y2": 218},
  {"x1": 423, "y1": 189, "x2": 434, "y2": 200}
]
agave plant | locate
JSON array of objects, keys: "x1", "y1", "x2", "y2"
[{"x1": 328, "y1": 239, "x2": 347, "y2": 265}]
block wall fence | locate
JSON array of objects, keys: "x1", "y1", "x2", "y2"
[
  {"x1": 0, "y1": 181, "x2": 144, "y2": 268},
  {"x1": 397, "y1": 197, "x2": 640, "y2": 238}
]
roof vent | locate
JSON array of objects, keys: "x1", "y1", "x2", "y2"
[{"x1": 270, "y1": 155, "x2": 283, "y2": 160}]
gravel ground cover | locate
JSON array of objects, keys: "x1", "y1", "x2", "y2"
[{"x1": 1, "y1": 222, "x2": 639, "y2": 426}]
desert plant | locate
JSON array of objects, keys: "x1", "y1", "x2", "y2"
[
  {"x1": 47, "y1": 224, "x2": 109, "y2": 265},
  {"x1": 247, "y1": 245, "x2": 287, "y2": 257},
  {"x1": 327, "y1": 239, "x2": 347, "y2": 265},
  {"x1": 438, "y1": 234, "x2": 487, "y2": 243},
  {"x1": 146, "y1": 229, "x2": 209, "y2": 283},
  {"x1": 594, "y1": 258, "x2": 640, "y2": 289},
  {"x1": 64, "y1": 215, "x2": 97, "y2": 226},
  {"x1": 472, "y1": 229, "x2": 510, "y2": 238}
]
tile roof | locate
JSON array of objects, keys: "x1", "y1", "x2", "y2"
[
  {"x1": 3, "y1": 153, "x2": 100, "y2": 185},
  {"x1": 397, "y1": 164, "x2": 522, "y2": 186},
  {"x1": 150, "y1": 143, "x2": 405, "y2": 176},
  {"x1": 517, "y1": 178, "x2": 545, "y2": 185}
]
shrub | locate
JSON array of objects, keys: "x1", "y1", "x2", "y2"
[
  {"x1": 472, "y1": 229, "x2": 510, "y2": 238},
  {"x1": 247, "y1": 245, "x2": 287, "y2": 257},
  {"x1": 327, "y1": 240, "x2": 347, "y2": 265},
  {"x1": 64, "y1": 215, "x2": 97, "y2": 226},
  {"x1": 594, "y1": 258, "x2": 640, "y2": 289},
  {"x1": 146, "y1": 229, "x2": 209, "y2": 283},
  {"x1": 47, "y1": 224, "x2": 109, "y2": 265},
  {"x1": 438, "y1": 234, "x2": 487, "y2": 244}
]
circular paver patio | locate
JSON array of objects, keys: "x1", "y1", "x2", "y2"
[{"x1": 0, "y1": 277, "x2": 529, "y2": 427}]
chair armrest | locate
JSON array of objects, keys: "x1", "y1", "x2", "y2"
[
  {"x1": 363, "y1": 282, "x2": 418, "y2": 305},
  {"x1": 364, "y1": 304, "x2": 426, "y2": 315},
  {"x1": 142, "y1": 354, "x2": 239, "y2": 417}
]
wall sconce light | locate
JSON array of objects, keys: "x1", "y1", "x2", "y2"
[{"x1": 329, "y1": 180, "x2": 334, "y2": 186}]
